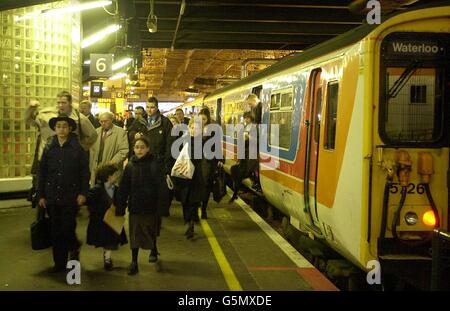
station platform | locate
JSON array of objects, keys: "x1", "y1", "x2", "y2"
[{"x1": 0, "y1": 192, "x2": 338, "y2": 291}]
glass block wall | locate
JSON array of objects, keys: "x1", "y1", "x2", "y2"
[{"x1": 0, "y1": 1, "x2": 81, "y2": 181}]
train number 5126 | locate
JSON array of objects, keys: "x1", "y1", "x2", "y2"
[{"x1": 389, "y1": 183, "x2": 425, "y2": 194}]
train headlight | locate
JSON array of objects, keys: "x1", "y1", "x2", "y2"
[
  {"x1": 404, "y1": 212, "x2": 418, "y2": 225},
  {"x1": 423, "y1": 210, "x2": 437, "y2": 227}
]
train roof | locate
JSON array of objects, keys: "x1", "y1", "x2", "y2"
[{"x1": 206, "y1": 0, "x2": 450, "y2": 99}]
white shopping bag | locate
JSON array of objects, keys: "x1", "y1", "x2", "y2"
[{"x1": 171, "y1": 143, "x2": 195, "y2": 179}]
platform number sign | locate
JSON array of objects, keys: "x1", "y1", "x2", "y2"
[{"x1": 90, "y1": 54, "x2": 113, "y2": 77}]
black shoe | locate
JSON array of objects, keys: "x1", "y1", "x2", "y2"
[
  {"x1": 104, "y1": 259, "x2": 113, "y2": 271},
  {"x1": 69, "y1": 249, "x2": 80, "y2": 261},
  {"x1": 201, "y1": 210, "x2": 208, "y2": 219},
  {"x1": 229, "y1": 194, "x2": 237, "y2": 203},
  {"x1": 184, "y1": 224, "x2": 191, "y2": 236},
  {"x1": 148, "y1": 250, "x2": 159, "y2": 263},
  {"x1": 186, "y1": 225, "x2": 194, "y2": 239},
  {"x1": 128, "y1": 262, "x2": 138, "y2": 275}
]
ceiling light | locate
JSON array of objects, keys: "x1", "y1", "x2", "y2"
[
  {"x1": 82, "y1": 24, "x2": 121, "y2": 49},
  {"x1": 112, "y1": 58, "x2": 133, "y2": 71},
  {"x1": 109, "y1": 72, "x2": 127, "y2": 80},
  {"x1": 147, "y1": 0, "x2": 157, "y2": 33},
  {"x1": 15, "y1": 1, "x2": 112, "y2": 22}
]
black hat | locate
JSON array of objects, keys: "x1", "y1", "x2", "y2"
[{"x1": 49, "y1": 115, "x2": 77, "y2": 131}]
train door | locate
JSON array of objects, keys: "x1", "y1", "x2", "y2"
[
  {"x1": 252, "y1": 85, "x2": 263, "y2": 99},
  {"x1": 216, "y1": 98, "x2": 222, "y2": 125},
  {"x1": 304, "y1": 69, "x2": 322, "y2": 229}
]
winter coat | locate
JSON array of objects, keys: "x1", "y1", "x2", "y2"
[
  {"x1": 115, "y1": 154, "x2": 170, "y2": 217},
  {"x1": 87, "y1": 113, "x2": 100, "y2": 129},
  {"x1": 174, "y1": 135, "x2": 211, "y2": 207},
  {"x1": 37, "y1": 133, "x2": 90, "y2": 206},
  {"x1": 25, "y1": 106, "x2": 98, "y2": 160},
  {"x1": 141, "y1": 111, "x2": 175, "y2": 174},
  {"x1": 89, "y1": 125, "x2": 129, "y2": 185},
  {"x1": 86, "y1": 184, "x2": 127, "y2": 247}
]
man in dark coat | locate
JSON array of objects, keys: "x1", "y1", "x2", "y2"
[
  {"x1": 247, "y1": 93, "x2": 262, "y2": 125},
  {"x1": 140, "y1": 97, "x2": 175, "y2": 175},
  {"x1": 126, "y1": 106, "x2": 147, "y2": 158},
  {"x1": 37, "y1": 115, "x2": 90, "y2": 272},
  {"x1": 175, "y1": 108, "x2": 190, "y2": 125},
  {"x1": 79, "y1": 100, "x2": 100, "y2": 129}
]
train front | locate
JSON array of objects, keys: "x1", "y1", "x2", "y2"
[{"x1": 370, "y1": 6, "x2": 450, "y2": 289}]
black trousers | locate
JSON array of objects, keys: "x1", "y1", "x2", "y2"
[
  {"x1": 47, "y1": 205, "x2": 81, "y2": 268},
  {"x1": 230, "y1": 159, "x2": 258, "y2": 194},
  {"x1": 182, "y1": 204, "x2": 200, "y2": 223}
]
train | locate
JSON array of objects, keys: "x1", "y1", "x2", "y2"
[{"x1": 176, "y1": 2, "x2": 450, "y2": 289}]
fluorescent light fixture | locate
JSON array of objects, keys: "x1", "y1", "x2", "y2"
[
  {"x1": 109, "y1": 72, "x2": 127, "y2": 80},
  {"x1": 84, "y1": 60, "x2": 91, "y2": 65},
  {"x1": 82, "y1": 24, "x2": 121, "y2": 49},
  {"x1": 15, "y1": 1, "x2": 112, "y2": 22},
  {"x1": 112, "y1": 58, "x2": 132, "y2": 71},
  {"x1": 82, "y1": 85, "x2": 90, "y2": 91}
]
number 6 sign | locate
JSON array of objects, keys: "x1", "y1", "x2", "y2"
[{"x1": 89, "y1": 54, "x2": 113, "y2": 77}]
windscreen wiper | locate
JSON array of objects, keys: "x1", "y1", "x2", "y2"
[{"x1": 388, "y1": 60, "x2": 421, "y2": 99}]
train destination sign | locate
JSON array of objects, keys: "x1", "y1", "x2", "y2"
[{"x1": 386, "y1": 40, "x2": 446, "y2": 57}]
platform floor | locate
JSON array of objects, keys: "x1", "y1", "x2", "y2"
[{"x1": 0, "y1": 194, "x2": 338, "y2": 291}]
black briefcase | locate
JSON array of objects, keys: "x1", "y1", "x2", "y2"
[
  {"x1": 30, "y1": 208, "x2": 51, "y2": 250},
  {"x1": 212, "y1": 167, "x2": 227, "y2": 203}
]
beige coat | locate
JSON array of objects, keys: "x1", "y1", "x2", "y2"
[
  {"x1": 89, "y1": 125, "x2": 129, "y2": 185},
  {"x1": 25, "y1": 106, "x2": 98, "y2": 160}
]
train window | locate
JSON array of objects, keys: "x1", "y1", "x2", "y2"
[
  {"x1": 269, "y1": 112, "x2": 292, "y2": 149},
  {"x1": 314, "y1": 88, "x2": 323, "y2": 143},
  {"x1": 383, "y1": 67, "x2": 441, "y2": 142},
  {"x1": 270, "y1": 93, "x2": 280, "y2": 110},
  {"x1": 269, "y1": 88, "x2": 294, "y2": 150},
  {"x1": 379, "y1": 32, "x2": 450, "y2": 145},
  {"x1": 324, "y1": 82, "x2": 339, "y2": 150},
  {"x1": 410, "y1": 85, "x2": 427, "y2": 104},
  {"x1": 281, "y1": 92, "x2": 293, "y2": 109}
]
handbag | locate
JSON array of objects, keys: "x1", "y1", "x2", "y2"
[
  {"x1": 30, "y1": 207, "x2": 52, "y2": 250},
  {"x1": 212, "y1": 167, "x2": 227, "y2": 202},
  {"x1": 171, "y1": 143, "x2": 195, "y2": 179}
]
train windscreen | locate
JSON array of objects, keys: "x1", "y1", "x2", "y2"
[{"x1": 379, "y1": 33, "x2": 450, "y2": 146}]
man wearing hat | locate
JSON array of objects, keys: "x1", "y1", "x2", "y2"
[
  {"x1": 37, "y1": 115, "x2": 90, "y2": 272},
  {"x1": 26, "y1": 91, "x2": 97, "y2": 208}
]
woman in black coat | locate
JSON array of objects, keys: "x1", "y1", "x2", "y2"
[
  {"x1": 174, "y1": 117, "x2": 215, "y2": 239},
  {"x1": 115, "y1": 137, "x2": 170, "y2": 275},
  {"x1": 86, "y1": 163, "x2": 127, "y2": 270},
  {"x1": 198, "y1": 108, "x2": 223, "y2": 219}
]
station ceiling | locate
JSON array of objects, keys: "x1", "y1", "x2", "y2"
[{"x1": 1, "y1": 0, "x2": 442, "y2": 102}]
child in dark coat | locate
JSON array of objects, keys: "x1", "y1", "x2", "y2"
[
  {"x1": 86, "y1": 163, "x2": 127, "y2": 270},
  {"x1": 37, "y1": 115, "x2": 89, "y2": 272},
  {"x1": 115, "y1": 137, "x2": 170, "y2": 275}
]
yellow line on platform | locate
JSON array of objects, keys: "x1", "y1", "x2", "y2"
[{"x1": 199, "y1": 213, "x2": 243, "y2": 291}]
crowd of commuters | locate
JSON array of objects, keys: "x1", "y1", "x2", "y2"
[{"x1": 27, "y1": 91, "x2": 261, "y2": 276}]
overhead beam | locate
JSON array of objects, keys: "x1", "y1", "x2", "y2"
[
  {"x1": 177, "y1": 21, "x2": 359, "y2": 35},
  {"x1": 141, "y1": 41, "x2": 310, "y2": 50}
]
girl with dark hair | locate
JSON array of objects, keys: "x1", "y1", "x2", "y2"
[
  {"x1": 115, "y1": 137, "x2": 170, "y2": 275},
  {"x1": 86, "y1": 163, "x2": 127, "y2": 271}
]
